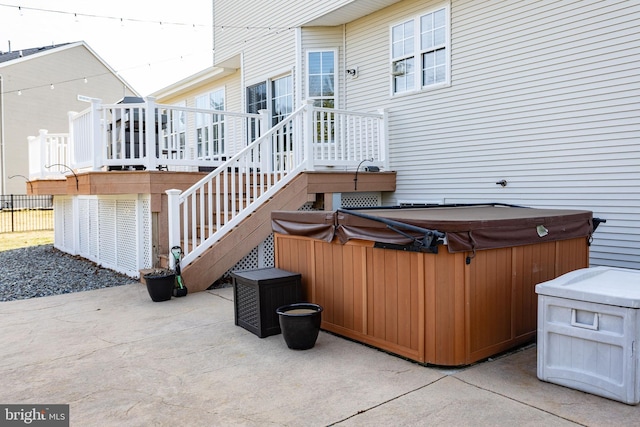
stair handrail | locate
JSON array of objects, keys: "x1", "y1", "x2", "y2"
[{"x1": 167, "y1": 102, "x2": 310, "y2": 268}]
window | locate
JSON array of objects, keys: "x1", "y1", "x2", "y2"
[
  {"x1": 196, "y1": 89, "x2": 225, "y2": 159},
  {"x1": 307, "y1": 50, "x2": 336, "y2": 143},
  {"x1": 247, "y1": 75, "x2": 294, "y2": 169},
  {"x1": 246, "y1": 82, "x2": 267, "y2": 142},
  {"x1": 272, "y1": 75, "x2": 293, "y2": 125},
  {"x1": 246, "y1": 75, "x2": 293, "y2": 141},
  {"x1": 391, "y1": 6, "x2": 449, "y2": 94},
  {"x1": 164, "y1": 101, "x2": 186, "y2": 159},
  {"x1": 307, "y1": 50, "x2": 335, "y2": 108}
]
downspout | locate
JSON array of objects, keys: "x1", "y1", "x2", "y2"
[
  {"x1": 212, "y1": 0, "x2": 216, "y2": 64},
  {"x1": 343, "y1": 24, "x2": 347, "y2": 109},
  {"x1": 0, "y1": 74, "x2": 6, "y2": 195},
  {"x1": 295, "y1": 27, "x2": 302, "y2": 107}
]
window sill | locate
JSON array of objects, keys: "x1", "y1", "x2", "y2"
[{"x1": 391, "y1": 81, "x2": 451, "y2": 98}]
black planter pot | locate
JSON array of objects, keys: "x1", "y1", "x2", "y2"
[
  {"x1": 276, "y1": 303, "x2": 323, "y2": 350},
  {"x1": 144, "y1": 272, "x2": 175, "y2": 302}
]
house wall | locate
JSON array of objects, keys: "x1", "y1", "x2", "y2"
[
  {"x1": 212, "y1": 0, "x2": 352, "y2": 68},
  {"x1": 0, "y1": 43, "x2": 136, "y2": 194},
  {"x1": 340, "y1": 0, "x2": 640, "y2": 269}
]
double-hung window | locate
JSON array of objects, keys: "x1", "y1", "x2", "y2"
[
  {"x1": 164, "y1": 101, "x2": 186, "y2": 159},
  {"x1": 196, "y1": 88, "x2": 225, "y2": 159},
  {"x1": 307, "y1": 50, "x2": 336, "y2": 144},
  {"x1": 307, "y1": 50, "x2": 335, "y2": 108},
  {"x1": 391, "y1": 6, "x2": 449, "y2": 95}
]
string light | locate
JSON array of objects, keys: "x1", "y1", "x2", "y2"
[
  {"x1": 2, "y1": 3, "x2": 211, "y2": 30},
  {"x1": 0, "y1": 3, "x2": 287, "y2": 31},
  {"x1": 0, "y1": 3, "x2": 292, "y2": 96}
]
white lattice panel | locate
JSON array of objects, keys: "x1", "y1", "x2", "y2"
[
  {"x1": 116, "y1": 199, "x2": 138, "y2": 274},
  {"x1": 141, "y1": 196, "x2": 152, "y2": 269},
  {"x1": 62, "y1": 197, "x2": 74, "y2": 253},
  {"x1": 78, "y1": 199, "x2": 90, "y2": 259},
  {"x1": 232, "y1": 247, "x2": 259, "y2": 272},
  {"x1": 341, "y1": 192, "x2": 381, "y2": 208},
  {"x1": 259, "y1": 234, "x2": 274, "y2": 268},
  {"x1": 53, "y1": 197, "x2": 67, "y2": 250},
  {"x1": 98, "y1": 199, "x2": 117, "y2": 269},
  {"x1": 88, "y1": 199, "x2": 99, "y2": 260}
]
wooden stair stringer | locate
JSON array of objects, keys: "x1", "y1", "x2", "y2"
[{"x1": 180, "y1": 173, "x2": 311, "y2": 292}]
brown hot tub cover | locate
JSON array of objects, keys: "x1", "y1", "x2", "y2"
[
  {"x1": 271, "y1": 210, "x2": 336, "y2": 242},
  {"x1": 272, "y1": 204, "x2": 594, "y2": 253}
]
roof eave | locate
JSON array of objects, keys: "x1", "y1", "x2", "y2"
[
  {"x1": 151, "y1": 66, "x2": 237, "y2": 100},
  {"x1": 300, "y1": 0, "x2": 404, "y2": 27}
]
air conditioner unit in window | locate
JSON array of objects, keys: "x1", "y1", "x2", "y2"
[{"x1": 391, "y1": 62, "x2": 405, "y2": 76}]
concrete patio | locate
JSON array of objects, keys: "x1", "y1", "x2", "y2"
[{"x1": 0, "y1": 283, "x2": 637, "y2": 426}]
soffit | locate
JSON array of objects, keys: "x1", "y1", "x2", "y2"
[{"x1": 301, "y1": 0, "x2": 404, "y2": 26}]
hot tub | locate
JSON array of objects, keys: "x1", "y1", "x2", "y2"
[{"x1": 272, "y1": 204, "x2": 599, "y2": 366}]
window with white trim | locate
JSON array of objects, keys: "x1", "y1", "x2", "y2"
[
  {"x1": 391, "y1": 6, "x2": 449, "y2": 94},
  {"x1": 307, "y1": 50, "x2": 337, "y2": 143},
  {"x1": 307, "y1": 50, "x2": 336, "y2": 108},
  {"x1": 163, "y1": 101, "x2": 186, "y2": 159},
  {"x1": 195, "y1": 88, "x2": 225, "y2": 159}
]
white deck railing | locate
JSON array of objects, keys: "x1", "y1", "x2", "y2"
[
  {"x1": 28, "y1": 130, "x2": 71, "y2": 179},
  {"x1": 308, "y1": 106, "x2": 387, "y2": 169},
  {"x1": 27, "y1": 97, "x2": 388, "y2": 271},
  {"x1": 28, "y1": 97, "x2": 262, "y2": 177},
  {"x1": 166, "y1": 103, "x2": 307, "y2": 267}
]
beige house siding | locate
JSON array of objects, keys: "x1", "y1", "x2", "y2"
[
  {"x1": 340, "y1": 0, "x2": 640, "y2": 268},
  {"x1": 0, "y1": 42, "x2": 136, "y2": 194}
]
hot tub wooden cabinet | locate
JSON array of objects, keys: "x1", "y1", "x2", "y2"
[{"x1": 272, "y1": 205, "x2": 595, "y2": 366}]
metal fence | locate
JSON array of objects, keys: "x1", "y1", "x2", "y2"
[{"x1": 0, "y1": 195, "x2": 54, "y2": 233}]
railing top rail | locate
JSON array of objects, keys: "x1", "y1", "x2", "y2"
[
  {"x1": 178, "y1": 103, "x2": 308, "y2": 201},
  {"x1": 41, "y1": 133, "x2": 70, "y2": 138},
  {"x1": 98, "y1": 101, "x2": 262, "y2": 120},
  {"x1": 155, "y1": 103, "x2": 262, "y2": 119},
  {"x1": 70, "y1": 106, "x2": 92, "y2": 119},
  {"x1": 312, "y1": 106, "x2": 384, "y2": 118}
]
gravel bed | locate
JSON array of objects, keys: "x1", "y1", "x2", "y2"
[{"x1": 0, "y1": 245, "x2": 135, "y2": 302}]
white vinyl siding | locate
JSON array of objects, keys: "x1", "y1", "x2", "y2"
[
  {"x1": 213, "y1": 1, "x2": 353, "y2": 85},
  {"x1": 342, "y1": 0, "x2": 640, "y2": 269}
]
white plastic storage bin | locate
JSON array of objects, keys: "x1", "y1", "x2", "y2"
[{"x1": 536, "y1": 266, "x2": 640, "y2": 405}]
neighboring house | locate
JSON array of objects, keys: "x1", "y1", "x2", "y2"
[
  {"x1": 0, "y1": 41, "x2": 138, "y2": 195},
  {"x1": 27, "y1": 0, "x2": 639, "y2": 288}
]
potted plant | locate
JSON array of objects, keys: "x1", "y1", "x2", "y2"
[{"x1": 143, "y1": 269, "x2": 176, "y2": 302}]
